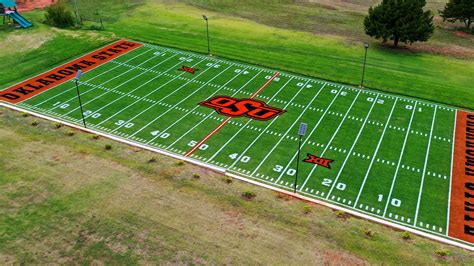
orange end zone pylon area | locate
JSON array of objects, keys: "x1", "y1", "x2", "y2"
[
  {"x1": 449, "y1": 110, "x2": 474, "y2": 244},
  {"x1": 0, "y1": 40, "x2": 142, "y2": 104}
]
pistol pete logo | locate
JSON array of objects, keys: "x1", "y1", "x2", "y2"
[
  {"x1": 178, "y1": 65, "x2": 198, "y2": 74},
  {"x1": 303, "y1": 154, "x2": 334, "y2": 169},
  {"x1": 200, "y1": 96, "x2": 286, "y2": 121}
]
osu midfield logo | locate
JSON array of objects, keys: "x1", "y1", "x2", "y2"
[{"x1": 200, "y1": 96, "x2": 286, "y2": 121}]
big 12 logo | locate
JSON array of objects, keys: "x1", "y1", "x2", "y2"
[{"x1": 200, "y1": 96, "x2": 286, "y2": 121}]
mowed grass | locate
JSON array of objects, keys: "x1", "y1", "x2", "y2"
[
  {"x1": 1, "y1": 107, "x2": 474, "y2": 264},
  {"x1": 15, "y1": 44, "x2": 458, "y2": 244}
]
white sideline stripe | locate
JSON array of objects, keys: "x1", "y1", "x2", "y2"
[
  {"x1": 251, "y1": 83, "x2": 327, "y2": 177},
  {"x1": 206, "y1": 77, "x2": 296, "y2": 163},
  {"x1": 33, "y1": 48, "x2": 153, "y2": 107},
  {"x1": 299, "y1": 90, "x2": 362, "y2": 191},
  {"x1": 165, "y1": 67, "x2": 258, "y2": 149},
  {"x1": 354, "y1": 98, "x2": 399, "y2": 207},
  {"x1": 107, "y1": 58, "x2": 206, "y2": 133},
  {"x1": 271, "y1": 86, "x2": 340, "y2": 182},
  {"x1": 228, "y1": 80, "x2": 314, "y2": 169},
  {"x1": 57, "y1": 52, "x2": 166, "y2": 116},
  {"x1": 446, "y1": 110, "x2": 457, "y2": 234},
  {"x1": 3, "y1": 101, "x2": 473, "y2": 252},
  {"x1": 326, "y1": 94, "x2": 380, "y2": 199},
  {"x1": 382, "y1": 102, "x2": 418, "y2": 217},
  {"x1": 414, "y1": 106, "x2": 437, "y2": 225},
  {"x1": 139, "y1": 64, "x2": 234, "y2": 142},
  {"x1": 82, "y1": 54, "x2": 179, "y2": 121}
]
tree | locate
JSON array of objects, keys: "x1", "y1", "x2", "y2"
[
  {"x1": 440, "y1": 0, "x2": 474, "y2": 31},
  {"x1": 44, "y1": 1, "x2": 75, "y2": 28},
  {"x1": 364, "y1": 0, "x2": 435, "y2": 47}
]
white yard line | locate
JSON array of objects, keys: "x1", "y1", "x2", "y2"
[
  {"x1": 228, "y1": 80, "x2": 315, "y2": 169},
  {"x1": 206, "y1": 77, "x2": 295, "y2": 163},
  {"x1": 80, "y1": 54, "x2": 179, "y2": 120},
  {"x1": 299, "y1": 90, "x2": 362, "y2": 191},
  {"x1": 325, "y1": 94, "x2": 380, "y2": 199},
  {"x1": 57, "y1": 53, "x2": 170, "y2": 117},
  {"x1": 121, "y1": 63, "x2": 231, "y2": 138},
  {"x1": 446, "y1": 110, "x2": 457, "y2": 234},
  {"x1": 33, "y1": 48, "x2": 154, "y2": 107},
  {"x1": 353, "y1": 98, "x2": 399, "y2": 207},
  {"x1": 382, "y1": 102, "x2": 418, "y2": 217},
  {"x1": 269, "y1": 85, "x2": 339, "y2": 182},
  {"x1": 413, "y1": 106, "x2": 437, "y2": 225},
  {"x1": 164, "y1": 68, "x2": 260, "y2": 149},
  {"x1": 251, "y1": 83, "x2": 327, "y2": 177}
]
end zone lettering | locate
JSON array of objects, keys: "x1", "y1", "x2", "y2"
[
  {"x1": 0, "y1": 40, "x2": 142, "y2": 104},
  {"x1": 200, "y1": 96, "x2": 286, "y2": 121},
  {"x1": 449, "y1": 111, "x2": 474, "y2": 244}
]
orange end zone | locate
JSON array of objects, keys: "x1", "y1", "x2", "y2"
[
  {"x1": 0, "y1": 40, "x2": 143, "y2": 104},
  {"x1": 449, "y1": 110, "x2": 474, "y2": 244}
]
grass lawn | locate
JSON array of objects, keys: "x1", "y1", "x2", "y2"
[{"x1": 1, "y1": 106, "x2": 474, "y2": 263}]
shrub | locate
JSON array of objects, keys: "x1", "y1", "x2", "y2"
[
  {"x1": 222, "y1": 176, "x2": 233, "y2": 184},
  {"x1": 66, "y1": 131, "x2": 75, "y2": 136},
  {"x1": 54, "y1": 122, "x2": 62, "y2": 129},
  {"x1": 44, "y1": 1, "x2": 75, "y2": 28},
  {"x1": 335, "y1": 210, "x2": 349, "y2": 219},
  {"x1": 175, "y1": 160, "x2": 184, "y2": 166},
  {"x1": 242, "y1": 190, "x2": 256, "y2": 200},
  {"x1": 400, "y1": 231, "x2": 412, "y2": 240},
  {"x1": 91, "y1": 134, "x2": 100, "y2": 140},
  {"x1": 192, "y1": 173, "x2": 200, "y2": 179},
  {"x1": 434, "y1": 249, "x2": 450, "y2": 258},
  {"x1": 22, "y1": 113, "x2": 29, "y2": 117},
  {"x1": 31, "y1": 120, "x2": 38, "y2": 126},
  {"x1": 105, "y1": 144, "x2": 112, "y2": 150},
  {"x1": 148, "y1": 156, "x2": 157, "y2": 163},
  {"x1": 303, "y1": 205, "x2": 312, "y2": 214},
  {"x1": 365, "y1": 229, "x2": 375, "y2": 238}
]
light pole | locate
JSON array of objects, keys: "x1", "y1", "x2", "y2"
[
  {"x1": 74, "y1": 70, "x2": 87, "y2": 128},
  {"x1": 202, "y1": 15, "x2": 211, "y2": 56},
  {"x1": 294, "y1": 123, "x2": 307, "y2": 193},
  {"x1": 360, "y1": 42, "x2": 369, "y2": 88}
]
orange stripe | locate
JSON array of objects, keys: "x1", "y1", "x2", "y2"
[
  {"x1": 448, "y1": 110, "x2": 474, "y2": 244},
  {"x1": 0, "y1": 40, "x2": 143, "y2": 104}
]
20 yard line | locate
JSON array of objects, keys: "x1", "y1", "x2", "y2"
[
  {"x1": 325, "y1": 94, "x2": 380, "y2": 199},
  {"x1": 205, "y1": 77, "x2": 295, "y2": 163},
  {"x1": 184, "y1": 72, "x2": 280, "y2": 157},
  {"x1": 413, "y1": 106, "x2": 437, "y2": 226},
  {"x1": 353, "y1": 98, "x2": 398, "y2": 207},
  {"x1": 382, "y1": 102, "x2": 418, "y2": 217},
  {"x1": 299, "y1": 90, "x2": 362, "y2": 191}
]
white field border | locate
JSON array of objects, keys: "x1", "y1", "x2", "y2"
[{"x1": 1, "y1": 102, "x2": 472, "y2": 251}]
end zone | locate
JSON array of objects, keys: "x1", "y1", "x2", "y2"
[
  {"x1": 449, "y1": 110, "x2": 474, "y2": 244},
  {"x1": 0, "y1": 40, "x2": 142, "y2": 104}
]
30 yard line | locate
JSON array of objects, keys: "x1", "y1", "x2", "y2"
[
  {"x1": 33, "y1": 48, "x2": 154, "y2": 108},
  {"x1": 227, "y1": 80, "x2": 314, "y2": 169},
  {"x1": 205, "y1": 77, "x2": 295, "y2": 163},
  {"x1": 57, "y1": 52, "x2": 173, "y2": 117},
  {"x1": 353, "y1": 98, "x2": 398, "y2": 207},
  {"x1": 382, "y1": 102, "x2": 418, "y2": 217},
  {"x1": 251, "y1": 83, "x2": 327, "y2": 178},
  {"x1": 413, "y1": 106, "x2": 437, "y2": 225},
  {"x1": 325, "y1": 94, "x2": 380, "y2": 199}
]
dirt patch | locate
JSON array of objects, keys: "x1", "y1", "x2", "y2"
[
  {"x1": 322, "y1": 250, "x2": 366, "y2": 265},
  {"x1": 0, "y1": 31, "x2": 54, "y2": 53}
]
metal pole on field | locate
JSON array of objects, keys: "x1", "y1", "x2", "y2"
[
  {"x1": 360, "y1": 42, "x2": 369, "y2": 88},
  {"x1": 74, "y1": 70, "x2": 87, "y2": 128},
  {"x1": 294, "y1": 123, "x2": 307, "y2": 193},
  {"x1": 202, "y1": 15, "x2": 211, "y2": 56}
]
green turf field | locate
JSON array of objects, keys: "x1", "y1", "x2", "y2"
[{"x1": 1, "y1": 42, "x2": 464, "y2": 246}]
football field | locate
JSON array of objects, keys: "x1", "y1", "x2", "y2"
[{"x1": 1, "y1": 40, "x2": 472, "y2": 249}]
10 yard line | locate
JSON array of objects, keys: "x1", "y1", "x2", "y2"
[
  {"x1": 413, "y1": 106, "x2": 437, "y2": 226},
  {"x1": 382, "y1": 102, "x2": 418, "y2": 217}
]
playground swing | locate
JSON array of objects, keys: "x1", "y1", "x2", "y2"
[{"x1": 0, "y1": 0, "x2": 32, "y2": 28}]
